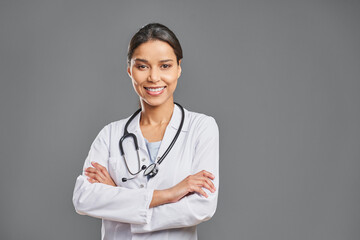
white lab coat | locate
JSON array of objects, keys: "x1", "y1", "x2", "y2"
[{"x1": 72, "y1": 104, "x2": 219, "y2": 240}]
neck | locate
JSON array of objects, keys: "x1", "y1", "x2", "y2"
[{"x1": 140, "y1": 99, "x2": 175, "y2": 126}]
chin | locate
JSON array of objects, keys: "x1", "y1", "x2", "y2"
[{"x1": 142, "y1": 97, "x2": 173, "y2": 108}]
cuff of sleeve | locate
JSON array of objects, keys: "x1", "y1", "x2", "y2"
[
  {"x1": 131, "y1": 188, "x2": 154, "y2": 233},
  {"x1": 144, "y1": 189, "x2": 154, "y2": 224}
]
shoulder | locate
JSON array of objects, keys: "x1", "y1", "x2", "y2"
[
  {"x1": 185, "y1": 108, "x2": 219, "y2": 134},
  {"x1": 95, "y1": 115, "x2": 132, "y2": 138},
  {"x1": 184, "y1": 108, "x2": 219, "y2": 151},
  {"x1": 107, "y1": 117, "x2": 130, "y2": 131}
]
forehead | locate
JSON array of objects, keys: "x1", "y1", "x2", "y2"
[{"x1": 132, "y1": 40, "x2": 176, "y2": 61}]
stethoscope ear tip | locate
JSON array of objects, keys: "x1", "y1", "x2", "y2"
[
  {"x1": 122, "y1": 178, "x2": 127, "y2": 182},
  {"x1": 141, "y1": 165, "x2": 147, "y2": 170}
]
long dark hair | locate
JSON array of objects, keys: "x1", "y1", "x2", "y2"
[{"x1": 127, "y1": 23, "x2": 183, "y2": 66}]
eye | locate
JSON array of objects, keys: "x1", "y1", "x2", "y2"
[
  {"x1": 136, "y1": 65, "x2": 147, "y2": 70},
  {"x1": 161, "y1": 64, "x2": 172, "y2": 69}
]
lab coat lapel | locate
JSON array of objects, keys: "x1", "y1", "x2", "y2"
[
  {"x1": 156, "y1": 125, "x2": 176, "y2": 164},
  {"x1": 126, "y1": 110, "x2": 148, "y2": 154},
  {"x1": 156, "y1": 104, "x2": 181, "y2": 160}
]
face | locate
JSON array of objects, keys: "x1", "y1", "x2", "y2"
[{"x1": 127, "y1": 40, "x2": 181, "y2": 108}]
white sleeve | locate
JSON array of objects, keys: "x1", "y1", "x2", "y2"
[
  {"x1": 131, "y1": 116, "x2": 219, "y2": 233},
  {"x1": 72, "y1": 124, "x2": 154, "y2": 224}
]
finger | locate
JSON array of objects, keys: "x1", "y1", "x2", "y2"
[
  {"x1": 85, "y1": 172, "x2": 96, "y2": 179},
  {"x1": 88, "y1": 164, "x2": 116, "y2": 186},
  {"x1": 192, "y1": 186, "x2": 208, "y2": 198},
  {"x1": 189, "y1": 175, "x2": 216, "y2": 189},
  {"x1": 201, "y1": 179, "x2": 216, "y2": 193},
  {"x1": 93, "y1": 163, "x2": 113, "y2": 182},
  {"x1": 87, "y1": 177, "x2": 99, "y2": 183},
  {"x1": 86, "y1": 171, "x2": 105, "y2": 182},
  {"x1": 201, "y1": 170, "x2": 215, "y2": 180},
  {"x1": 91, "y1": 162, "x2": 107, "y2": 180},
  {"x1": 85, "y1": 167, "x2": 104, "y2": 181},
  {"x1": 93, "y1": 162, "x2": 110, "y2": 179},
  {"x1": 192, "y1": 178, "x2": 215, "y2": 193},
  {"x1": 91, "y1": 161, "x2": 104, "y2": 171},
  {"x1": 92, "y1": 161, "x2": 107, "y2": 172},
  {"x1": 203, "y1": 178, "x2": 216, "y2": 191},
  {"x1": 97, "y1": 164, "x2": 112, "y2": 178},
  {"x1": 85, "y1": 167, "x2": 97, "y2": 173},
  {"x1": 194, "y1": 170, "x2": 215, "y2": 180}
]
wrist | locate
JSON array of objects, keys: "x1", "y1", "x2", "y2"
[
  {"x1": 163, "y1": 188, "x2": 175, "y2": 203},
  {"x1": 150, "y1": 189, "x2": 173, "y2": 208}
]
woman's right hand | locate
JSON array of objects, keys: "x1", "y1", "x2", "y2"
[{"x1": 167, "y1": 170, "x2": 216, "y2": 203}]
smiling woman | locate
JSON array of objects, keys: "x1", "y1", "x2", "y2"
[
  {"x1": 72, "y1": 23, "x2": 219, "y2": 240},
  {"x1": 127, "y1": 40, "x2": 181, "y2": 109}
]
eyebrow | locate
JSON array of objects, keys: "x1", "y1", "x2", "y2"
[{"x1": 134, "y1": 58, "x2": 174, "y2": 63}]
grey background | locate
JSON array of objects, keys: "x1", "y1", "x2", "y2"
[{"x1": 0, "y1": 0, "x2": 359, "y2": 239}]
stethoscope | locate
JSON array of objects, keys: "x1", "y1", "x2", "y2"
[{"x1": 119, "y1": 102, "x2": 184, "y2": 182}]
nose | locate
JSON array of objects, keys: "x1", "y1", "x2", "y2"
[{"x1": 148, "y1": 68, "x2": 161, "y2": 83}]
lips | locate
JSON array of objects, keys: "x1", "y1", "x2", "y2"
[{"x1": 144, "y1": 86, "x2": 166, "y2": 95}]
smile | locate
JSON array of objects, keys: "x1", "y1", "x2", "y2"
[{"x1": 144, "y1": 86, "x2": 166, "y2": 95}]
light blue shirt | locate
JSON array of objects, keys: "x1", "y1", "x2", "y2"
[{"x1": 144, "y1": 138, "x2": 162, "y2": 164}]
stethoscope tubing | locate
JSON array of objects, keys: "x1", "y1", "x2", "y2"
[{"x1": 118, "y1": 102, "x2": 184, "y2": 180}]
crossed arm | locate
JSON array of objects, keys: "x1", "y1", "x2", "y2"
[
  {"x1": 73, "y1": 116, "x2": 219, "y2": 232},
  {"x1": 85, "y1": 162, "x2": 216, "y2": 208}
]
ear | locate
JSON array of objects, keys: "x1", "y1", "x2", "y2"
[
  {"x1": 177, "y1": 59, "x2": 182, "y2": 78},
  {"x1": 127, "y1": 65, "x2": 131, "y2": 78}
]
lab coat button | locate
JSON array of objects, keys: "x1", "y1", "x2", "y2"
[
  {"x1": 139, "y1": 184, "x2": 144, "y2": 188},
  {"x1": 142, "y1": 158, "x2": 146, "y2": 162},
  {"x1": 157, "y1": 157, "x2": 160, "y2": 160}
]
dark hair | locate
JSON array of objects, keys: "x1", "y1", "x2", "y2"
[{"x1": 127, "y1": 23, "x2": 183, "y2": 66}]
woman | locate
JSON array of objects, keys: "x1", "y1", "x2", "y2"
[{"x1": 72, "y1": 23, "x2": 219, "y2": 240}]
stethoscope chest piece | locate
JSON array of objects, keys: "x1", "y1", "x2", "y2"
[{"x1": 144, "y1": 163, "x2": 159, "y2": 178}]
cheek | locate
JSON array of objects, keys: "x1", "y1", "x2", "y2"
[
  {"x1": 165, "y1": 77, "x2": 178, "y2": 94},
  {"x1": 132, "y1": 71, "x2": 145, "y2": 82},
  {"x1": 163, "y1": 71, "x2": 179, "y2": 84}
]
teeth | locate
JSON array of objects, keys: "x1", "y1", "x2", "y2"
[{"x1": 145, "y1": 87, "x2": 165, "y2": 92}]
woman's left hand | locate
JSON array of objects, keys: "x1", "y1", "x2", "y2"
[{"x1": 85, "y1": 162, "x2": 117, "y2": 187}]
